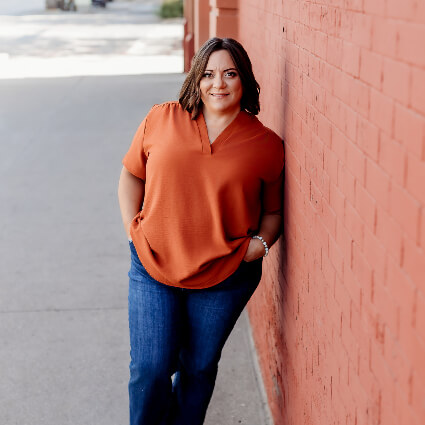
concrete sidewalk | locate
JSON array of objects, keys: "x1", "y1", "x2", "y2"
[
  {"x1": 0, "y1": 0, "x2": 183, "y2": 79},
  {"x1": 0, "y1": 2, "x2": 272, "y2": 424}
]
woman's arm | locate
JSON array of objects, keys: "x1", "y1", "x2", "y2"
[
  {"x1": 118, "y1": 166, "x2": 145, "y2": 238},
  {"x1": 243, "y1": 214, "x2": 281, "y2": 262}
]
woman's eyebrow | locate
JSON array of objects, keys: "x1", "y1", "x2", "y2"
[{"x1": 204, "y1": 68, "x2": 238, "y2": 72}]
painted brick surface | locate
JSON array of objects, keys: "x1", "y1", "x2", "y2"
[{"x1": 235, "y1": 1, "x2": 425, "y2": 424}]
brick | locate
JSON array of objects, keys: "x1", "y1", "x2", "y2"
[
  {"x1": 309, "y1": 3, "x2": 324, "y2": 31},
  {"x1": 411, "y1": 376, "x2": 425, "y2": 425},
  {"x1": 299, "y1": 0, "x2": 309, "y2": 25},
  {"x1": 329, "y1": 233, "x2": 345, "y2": 278},
  {"x1": 327, "y1": 36, "x2": 343, "y2": 68},
  {"x1": 339, "y1": 102, "x2": 358, "y2": 142},
  {"x1": 283, "y1": 0, "x2": 300, "y2": 21},
  {"x1": 397, "y1": 323, "x2": 425, "y2": 397},
  {"x1": 412, "y1": 1, "x2": 425, "y2": 23},
  {"x1": 359, "y1": 48, "x2": 383, "y2": 90},
  {"x1": 364, "y1": 227, "x2": 387, "y2": 285},
  {"x1": 355, "y1": 181, "x2": 377, "y2": 232},
  {"x1": 345, "y1": 199, "x2": 365, "y2": 247},
  {"x1": 346, "y1": 141, "x2": 366, "y2": 186},
  {"x1": 344, "y1": 0, "x2": 363, "y2": 12},
  {"x1": 410, "y1": 66, "x2": 425, "y2": 116},
  {"x1": 308, "y1": 54, "x2": 321, "y2": 87},
  {"x1": 397, "y1": 22, "x2": 425, "y2": 68},
  {"x1": 380, "y1": 388, "x2": 399, "y2": 425},
  {"x1": 390, "y1": 181, "x2": 421, "y2": 243},
  {"x1": 394, "y1": 103, "x2": 425, "y2": 160},
  {"x1": 313, "y1": 30, "x2": 328, "y2": 60},
  {"x1": 339, "y1": 162, "x2": 356, "y2": 206},
  {"x1": 336, "y1": 219, "x2": 354, "y2": 273},
  {"x1": 363, "y1": 0, "x2": 386, "y2": 15},
  {"x1": 382, "y1": 57, "x2": 410, "y2": 105},
  {"x1": 357, "y1": 115, "x2": 379, "y2": 161},
  {"x1": 386, "y1": 0, "x2": 424, "y2": 21},
  {"x1": 416, "y1": 290, "x2": 425, "y2": 345},
  {"x1": 342, "y1": 41, "x2": 360, "y2": 77},
  {"x1": 383, "y1": 329, "x2": 413, "y2": 402},
  {"x1": 334, "y1": 276, "x2": 352, "y2": 326},
  {"x1": 319, "y1": 61, "x2": 336, "y2": 94},
  {"x1": 393, "y1": 384, "x2": 424, "y2": 425},
  {"x1": 343, "y1": 266, "x2": 362, "y2": 313},
  {"x1": 406, "y1": 153, "x2": 425, "y2": 205},
  {"x1": 338, "y1": 9, "x2": 354, "y2": 40},
  {"x1": 333, "y1": 68, "x2": 351, "y2": 105},
  {"x1": 324, "y1": 147, "x2": 339, "y2": 188},
  {"x1": 300, "y1": 120, "x2": 313, "y2": 152},
  {"x1": 297, "y1": 23, "x2": 314, "y2": 52},
  {"x1": 327, "y1": 6, "x2": 342, "y2": 38},
  {"x1": 310, "y1": 179, "x2": 323, "y2": 212},
  {"x1": 371, "y1": 17, "x2": 400, "y2": 58},
  {"x1": 365, "y1": 158, "x2": 391, "y2": 210},
  {"x1": 318, "y1": 114, "x2": 332, "y2": 148},
  {"x1": 375, "y1": 206, "x2": 403, "y2": 264},
  {"x1": 330, "y1": 182, "x2": 345, "y2": 219},
  {"x1": 402, "y1": 235, "x2": 425, "y2": 292},
  {"x1": 352, "y1": 240, "x2": 373, "y2": 286},
  {"x1": 378, "y1": 132, "x2": 406, "y2": 187},
  {"x1": 305, "y1": 147, "x2": 317, "y2": 180},
  {"x1": 298, "y1": 47, "x2": 309, "y2": 76},
  {"x1": 286, "y1": 42, "x2": 299, "y2": 67},
  {"x1": 421, "y1": 208, "x2": 425, "y2": 250},
  {"x1": 306, "y1": 103, "x2": 319, "y2": 136},
  {"x1": 369, "y1": 88, "x2": 394, "y2": 136},
  {"x1": 322, "y1": 253, "x2": 336, "y2": 289},
  {"x1": 349, "y1": 79, "x2": 370, "y2": 119},
  {"x1": 371, "y1": 284, "x2": 399, "y2": 345},
  {"x1": 318, "y1": 162, "x2": 331, "y2": 202},
  {"x1": 386, "y1": 259, "x2": 416, "y2": 340},
  {"x1": 331, "y1": 125, "x2": 346, "y2": 162},
  {"x1": 351, "y1": 12, "x2": 373, "y2": 49}
]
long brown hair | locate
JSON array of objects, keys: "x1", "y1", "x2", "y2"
[{"x1": 179, "y1": 38, "x2": 260, "y2": 119}]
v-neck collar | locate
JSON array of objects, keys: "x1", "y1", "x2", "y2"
[{"x1": 196, "y1": 109, "x2": 244, "y2": 154}]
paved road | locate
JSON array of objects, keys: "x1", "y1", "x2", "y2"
[
  {"x1": 0, "y1": 2, "x2": 271, "y2": 425},
  {"x1": 0, "y1": 0, "x2": 183, "y2": 79}
]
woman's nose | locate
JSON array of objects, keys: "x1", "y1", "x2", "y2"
[{"x1": 213, "y1": 74, "x2": 226, "y2": 88}]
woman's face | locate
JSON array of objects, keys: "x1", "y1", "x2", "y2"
[{"x1": 199, "y1": 49, "x2": 243, "y2": 116}]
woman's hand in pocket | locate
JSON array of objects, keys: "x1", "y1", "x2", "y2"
[{"x1": 243, "y1": 237, "x2": 265, "y2": 262}]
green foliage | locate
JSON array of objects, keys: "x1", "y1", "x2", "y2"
[{"x1": 159, "y1": 0, "x2": 183, "y2": 18}]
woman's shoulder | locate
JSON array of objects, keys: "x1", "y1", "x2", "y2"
[
  {"x1": 147, "y1": 101, "x2": 187, "y2": 119},
  {"x1": 242, "y1": 112, "x2": 283, "y2": 144}
]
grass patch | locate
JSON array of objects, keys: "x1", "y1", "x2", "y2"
[{"x1": 159, "y1": 0, "x2": 183, "y2": 18}]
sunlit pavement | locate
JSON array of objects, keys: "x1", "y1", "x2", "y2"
[
  {"x1": 0, "y1": 0, "x2": 183, "y2": 79},
  {"x1": 0, "y1": 2, "x2": 271, "y2": 424}
]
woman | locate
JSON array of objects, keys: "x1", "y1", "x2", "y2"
[{"x1": 118, "y1": 37, "x2": 284, "y2": 425}]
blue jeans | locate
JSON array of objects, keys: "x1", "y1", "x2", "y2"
[{"x1": 127, "y1": 241, "x2": 262, "y2": 425}]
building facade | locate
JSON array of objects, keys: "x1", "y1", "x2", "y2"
[{"x1": 185, "y1": 1, "x2": 425, "y2": 424}]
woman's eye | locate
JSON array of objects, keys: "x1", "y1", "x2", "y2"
[
  {"x1": 203, "y1": 73, "x2": 213, "y2": 78},
  {"x1": 225, "y1": 71, "x2": 238, "y2": 77}
]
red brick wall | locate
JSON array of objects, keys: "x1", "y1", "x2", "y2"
[{"x1": 237, "y1": 1, "x2": 425, "y2": 424}]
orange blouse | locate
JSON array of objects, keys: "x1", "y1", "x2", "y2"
[{"x1": 122, "y1": 101, "x2": 284, "y2": 289}]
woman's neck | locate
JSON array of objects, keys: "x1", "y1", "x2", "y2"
[{"x1": 201, "y1": 106, "x2": 241, "y2": 131}]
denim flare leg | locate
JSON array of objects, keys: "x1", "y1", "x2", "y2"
[{"x1": 127, "y1": 241, "x2": 263, "y2": 425}]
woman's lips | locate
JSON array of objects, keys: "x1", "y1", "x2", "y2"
[{"x1": 210, "y1": 93, "x2": 229, "y2": 98}]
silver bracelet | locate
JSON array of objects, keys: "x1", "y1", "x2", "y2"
[{"x1": 252, "y1": 235, "x2": 269, "y2": 257}]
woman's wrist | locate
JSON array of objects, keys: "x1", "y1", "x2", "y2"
[{"x1": 252, "y1": 235, "x2": 269, "y2": 257}]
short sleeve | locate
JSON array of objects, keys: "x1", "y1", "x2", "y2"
[{"x1": 122, "y1": 115, "x2": 148, "y2": 180}]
